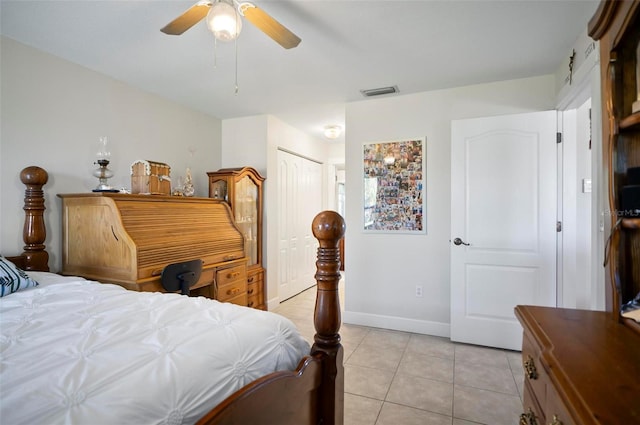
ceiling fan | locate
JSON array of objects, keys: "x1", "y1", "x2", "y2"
[{"x1": 161, "y1": 0, "x2": 301, "y2": 49}]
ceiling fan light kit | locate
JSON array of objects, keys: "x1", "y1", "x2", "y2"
[
  {"x1": 206, "y1": 1, "x2": 242, "y2": 41},
  {"x1": 161, "y1": 0, "x2": 300, "y2": 49}
]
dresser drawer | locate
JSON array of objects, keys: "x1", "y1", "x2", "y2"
[
  {"x1": 545, "y1": 385, "x2": 575, "y2": 425},
  {"x1": 521, "y1": 332, "x2": 547, "y2": 406},
  {"x1": 521, "y1": 379, "x2": 545, "y2": 425}
]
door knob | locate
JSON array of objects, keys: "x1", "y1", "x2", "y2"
[{"x1": 453, "y1": 237, "x2": 470, "y2": 246}]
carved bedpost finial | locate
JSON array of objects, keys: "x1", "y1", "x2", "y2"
[{"x1": 20, "y1": 166, "x2": 49, "y2": 271}]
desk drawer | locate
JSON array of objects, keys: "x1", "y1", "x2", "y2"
[
  {"x1": 217, "y1": 264, "x2": 246, "y2": 286},
  {"x1": 216, "y1": 263, "x2": 247, "y2": 303},
  {"x1": 247, "y1": 270, "x2": 264, "y2": 309},
  {"x1": 222, "y1": 291, "x2": 248, "y2": 307}
]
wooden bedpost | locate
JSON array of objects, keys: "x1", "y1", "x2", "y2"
[
  {"x1": 311, "y1": 210, "x2": 345, "y2": 425},
  {"x1": 19, "y1": 166, "x2": 49, "y2": 271}
]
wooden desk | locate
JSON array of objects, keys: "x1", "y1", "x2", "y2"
[{"x1": 58, "y1": 193, "x2": 250, "y2": 306}]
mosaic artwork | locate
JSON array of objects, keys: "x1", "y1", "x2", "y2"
[{"x1": 363, "y1": 138, "x2": 425, "y2": 233}]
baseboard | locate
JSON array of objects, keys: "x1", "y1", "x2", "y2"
[
  {"x1": 266, "y1": 297, "x2": 281, "y2": 311},
  {"x1": 343, "y1": 310, "x2": 450, "y2": 338}
]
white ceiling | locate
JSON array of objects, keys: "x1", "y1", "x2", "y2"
[{"x1": 0, "y1": 0, "x2": 600, "y2": 144}]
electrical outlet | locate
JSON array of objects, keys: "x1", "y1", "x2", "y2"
[{"x1": 415, "y1": 285, "x2": 423, "y2": 298}]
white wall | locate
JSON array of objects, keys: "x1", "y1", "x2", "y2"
[
  {"x1": 221, "y1": 116, "x2": 268, "y2": 174},
  {"x1": 0, "y1": 37, "x2": 222, "y2": 271},
  {"x1": 344, "y1": 75, "x2": 557, "y2": 336}
]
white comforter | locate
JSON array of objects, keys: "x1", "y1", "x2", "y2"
[{"x1": 0, "y1": 272, "x2": 310, "y2": 425}]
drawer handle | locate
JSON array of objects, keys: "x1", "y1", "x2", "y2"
[
  {"x1": 519, "y1": 409, "x2": 538, "y2": 425},
  {"x1": 524, "y1": 355, "x2": 538, "y2": 380},
  {"x1": 248, "y1": 276, "x2": 254, "y2": 283},
  {"x1": 247, "y1": 288, "x2": 254, "y2": 295},
  {"x1": 248, "y1": 301, "x2": 254, "y2": 307},
  {"x1": 227, "y1": 272, "x2": 240, "y2": 279},
  {"x1": 227, "y1": 287, "x2": 241, "y2": 296},
  {"x1": 549, "y1": 415, "x2": 563, "y2": 425}
]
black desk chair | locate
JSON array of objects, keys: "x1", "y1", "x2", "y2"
[{"x1": 161, "y1": 259, "x2": 203, "y2": 296}]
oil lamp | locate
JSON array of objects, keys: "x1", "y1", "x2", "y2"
[{"x1": 92, "y1": 136, "x2": 115, "y2": 192}]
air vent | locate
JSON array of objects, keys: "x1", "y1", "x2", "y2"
[{"x1": 360, "y1": 85, "x2": 399, "y2": 97}]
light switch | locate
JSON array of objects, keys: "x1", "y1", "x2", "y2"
[{"x1": 582, "y1": 178, "x2": 592, "y2": 193}]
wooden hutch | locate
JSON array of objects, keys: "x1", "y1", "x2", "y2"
[
  {"x1": 516, "y1": 2, "x2": 640, "y2": 424},
  {"x1": 207, "y1": 167, "x2": 266, "y2": 310}
]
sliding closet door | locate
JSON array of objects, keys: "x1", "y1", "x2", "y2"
[{"x1": 277, "y1": 149, "x2": 322, "y2": 301}]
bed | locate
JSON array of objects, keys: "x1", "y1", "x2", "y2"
[{"x1": 1, "y1": 166, "x2": 345, "y2": 425}]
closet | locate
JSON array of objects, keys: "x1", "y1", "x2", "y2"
[{"x1": 277, "y1": 149, "x2": 322, "y2": 300}]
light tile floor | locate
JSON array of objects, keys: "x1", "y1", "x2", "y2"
[{"x1": 272, "y1": 277, "x2": 525, "y2": 425}]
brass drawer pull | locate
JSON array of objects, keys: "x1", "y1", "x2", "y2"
[
  {"x1": 524, "y1": 355, "x2": 538, "y2": 380},
  {"x1": 227, "y1": 271, "x2": 240, "y2": 279},
  {"x1": 520, "y1": 409, "x2": 538, "y2": 425},
  {"x1": 549, "y1": 415, "x2": 563, "y2": 425},
  {"x1": 227, "y1": 287, "x2": 241, "y2": 296}
]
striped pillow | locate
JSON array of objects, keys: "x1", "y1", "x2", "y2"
[{"x1": 0, "y1": 256, "x2": 39, "y2": 297}]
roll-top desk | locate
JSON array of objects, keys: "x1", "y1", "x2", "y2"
[{"x1": 58, "y1": 193, "x2": 251, "y2": 307}]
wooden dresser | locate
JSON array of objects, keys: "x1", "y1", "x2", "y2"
[
  {"x1": 58, "y1": 193, "x2": 251, "y2": 307},
  {"x1": 515, "y1": 306, "x2": 640, "y2": 425}
]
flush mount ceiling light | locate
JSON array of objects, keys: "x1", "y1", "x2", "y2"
[
  {"x1": 324, "y1": 125, "x2": 342, "y2": 140},
  {"x1": 360, "y1": 85, "x2": 399, "y2": 97}
]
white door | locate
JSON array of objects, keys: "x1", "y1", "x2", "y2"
[
  {"x1": 277, "y1": 150, "x2": 322, "y2": 301},
  {"x1": 450, "y1": 111, "x2": 557, "y2": 350},
  {"x1": 277, "y1": 150, "x2": 300, "y2": 301}
]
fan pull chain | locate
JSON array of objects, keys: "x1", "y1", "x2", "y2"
[
  {"x1": 234, "y1": 36, "x2": 239, "y2": 94},
  {"x1": 213, "y1": 38, "x2": 218, "y2": 69}
]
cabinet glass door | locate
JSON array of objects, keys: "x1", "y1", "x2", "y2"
[
  {"x1": 210, "y1": 179, "x2": 227, "y2": 201},
  {"x1": 235, "y1": 175, "x2": 258, "y2": 266}
]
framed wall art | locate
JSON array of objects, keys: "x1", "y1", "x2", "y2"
[{"x1": 363, "y1": 138, "x2": 426, "y2": 233}]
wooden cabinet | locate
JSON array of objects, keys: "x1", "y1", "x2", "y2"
[
  {"x1": 58, "y1": 193, "x2": 249, "y2": 307},
  {"x1": 589, "y1": 0, "x2": 640, "y2": 331},
  {"x1": 208, "y1": 167, "x2": 266, "y2": 310},
  {"x1": 515, "y1": 306, "x2": 640, "y2": 425}
]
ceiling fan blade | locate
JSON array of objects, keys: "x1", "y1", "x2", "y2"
[
  {"x1": 161, "y1": 1, "x2": 212, "y2": 35},
  {"x1": 239, "y1": 3, "x2": 301, "y2": 49}
]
